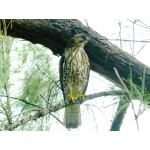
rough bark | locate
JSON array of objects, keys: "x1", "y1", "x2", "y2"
[{"x1": 2, "y1": 19, "x2": 150, "y2": 90}]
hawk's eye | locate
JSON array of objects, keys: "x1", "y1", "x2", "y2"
[
  {"x1": 81, "y1": 35, "x2": 85, "y2": 39},
  {"x1": 80, "y1": 35, "x2": 87, "y2": 41}
]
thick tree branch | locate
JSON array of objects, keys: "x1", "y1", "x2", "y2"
[{"x1": 2, "y1": 19, "x2": 150, "y2": 90}]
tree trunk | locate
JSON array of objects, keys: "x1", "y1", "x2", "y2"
[{"x1": 3, "y1": 19, "x2": 150, "y2": 90}]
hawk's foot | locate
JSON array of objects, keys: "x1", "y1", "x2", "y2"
[
  {"x1": 69, "y1": 92, "x2": 76, "y2": 102},
  {"x1": 79, "y1": 92, "x2": 85, "y2": 100},
  {"x1": 77, "y1": 92, "x2": 85, "y2": 103}
]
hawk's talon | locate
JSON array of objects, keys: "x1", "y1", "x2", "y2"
[
  {"x1": 69, "y1": 92, "x2": 76, "y2": 102},
  {"x1": 79, "y1": 92, "x2": 85, "y2": 101}
]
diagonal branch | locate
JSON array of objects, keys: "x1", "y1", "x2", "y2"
[
  {"x1": 111, "y1": 68, "x2": 140, "y2": 131},
  {"x1": 2, "y1": 90, "x2": 124, "y2": 130},
  {"x1": 0, "y1": 97, "x2": 11, "y2": 124},
  {"x1": 50, "y1": 113, "x2": 70, "y2": 131},
  {"x1": 110, "y1": 96, "x2": 130, "y2": 131},
  {"x1": 0, "y1": 95, "x2": 44, "y2": 110}
]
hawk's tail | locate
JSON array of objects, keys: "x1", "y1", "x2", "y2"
[{"x1": 63, "y1": 104, "x2": 81, "y2": 129}]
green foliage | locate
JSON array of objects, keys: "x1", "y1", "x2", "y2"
[
  {"x1": 112, "y1": 66, "x2": 150, "y2": 128},
  {"x1": 0, "y1": 21, "x2": 62, "y2": 130},
  {"x1": 1, "y1": 19, "x2": 150, "y2": 131}
]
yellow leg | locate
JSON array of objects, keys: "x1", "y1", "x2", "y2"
[
  {"x1": 69, "y1": 92, "x2": 76, "y2": 102},
  {"x1": 79, "y1": 92, "x2": 85, "y2": 100}
]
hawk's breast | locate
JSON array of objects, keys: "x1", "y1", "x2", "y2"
[{"x1": 62, "y1": 47, "x2": 89, "y2": 100}]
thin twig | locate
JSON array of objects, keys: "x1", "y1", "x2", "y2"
[
  {"x1": 130, "y1": 102, "x2": 139, "y2": 130},
  {"x1": 48, "y1": 82, "x2": 58, "y2": 102},
  {"x1": 114, "y1": 67, "x2": 139, "y2": 131},
  {"x1": 102, "y1": 101, "x2": 119, "y2": 108},
  {"x1": 4, "y1": 84, "x2": 13, "y2": 124},
  {"x1": 114, "y1": 68, "x2": 129, "y2": 92},
  {"x1": 137, "y1": 20, "x2": 150, "y2": 29},
  {"x1": 50, "y1": 113, "x2": 70, "y2": 131},
  {"x1": 0, "y1": 97, "x2": 10, "y2": 123},
  {"x1": 106, "y1": 39, "x2": 150, "y2": 43},
  {"x1": 1, "y1": 39, "x2": 13, "y2": 124},
  {"x1": 135, "y1": 44, "x2": 145, "y2": 57},
  {"x1": 40, "y1": 95, "x2": 51, "y2": 105},
  {"x1": 0, "y1": 95, "x2": 44, "y2": 110},
  {"x1": 118, "y1": 21, "x2": 122, "y2": 49},
  {"x1": 132, "y1": 19, "x2": 136, "y2": 55},
  {"x1": 128, "y1": 19, "x2": 150, "y2": 29},
  {"x1": 0, "y1": 108, "x2": 39, "y2": 121},
  {"x1": 36, "y1": 64, "x2": 51, "y2": 80},
  {"x1": 36, "y1": 64, "x2": 61, "y2": 89},
  {"x1": 84, "y1": 19, "x2": 90, "y2": 28}
]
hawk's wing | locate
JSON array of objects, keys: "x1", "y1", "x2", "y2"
[
  {"x1": 59, "y1": 52, "x2": 65, "y2": 99},
  {"x1": 83, "y1": 60, "x2": 90, "y2": 95}
]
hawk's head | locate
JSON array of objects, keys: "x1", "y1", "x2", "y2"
[{"x1": 66, "y1": 34, "x2": 90, "y2": 48}]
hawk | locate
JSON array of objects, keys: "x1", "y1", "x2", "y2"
[{"x1": 59, "y1": 33, "x2": 90, "y2": 129}]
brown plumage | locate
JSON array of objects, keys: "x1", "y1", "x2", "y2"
[{"x1": 59, "y1": 33, "x2": 90, "y2": 129}]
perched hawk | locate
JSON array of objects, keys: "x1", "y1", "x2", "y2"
[{"x1": 59, "y1": 33, "x2": 90, "y2": 129}]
